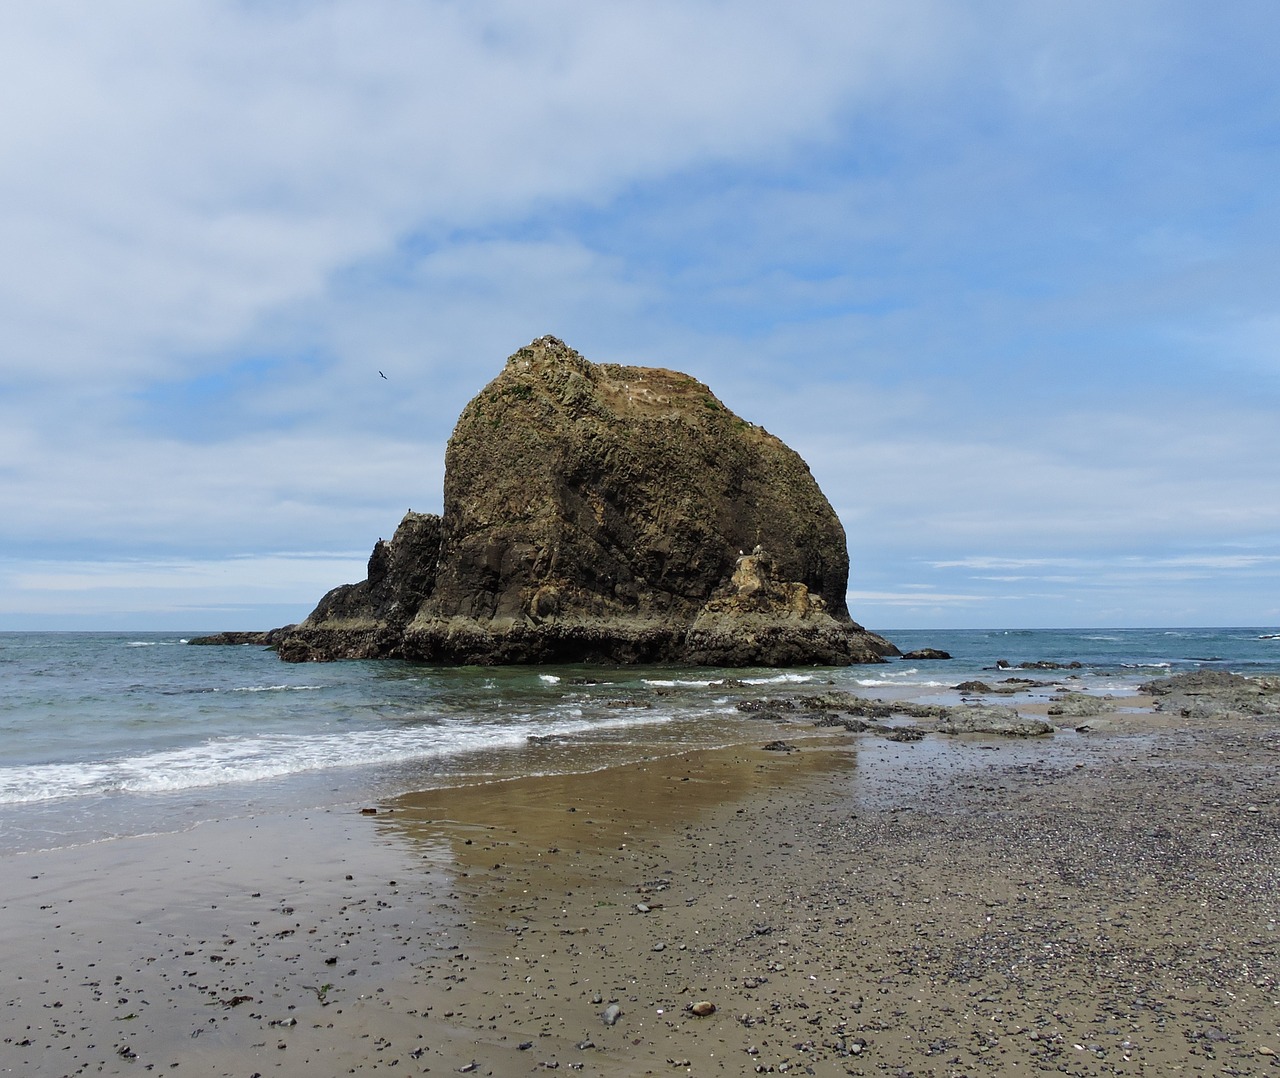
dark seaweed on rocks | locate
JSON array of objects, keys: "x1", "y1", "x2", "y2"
[{"x1": 276, "y1": 337, "x2": 897, "y2": 667}]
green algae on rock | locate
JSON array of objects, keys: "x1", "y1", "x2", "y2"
[{"x1": 278, "y1": 337, "x2": 896, "y2": 666}]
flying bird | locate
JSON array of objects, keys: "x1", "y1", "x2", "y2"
[{"x1": 379, "y1": 371, "x2": 388, "y2": 379}]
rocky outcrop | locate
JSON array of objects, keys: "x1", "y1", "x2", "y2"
[
  {"x1": 1139, "y1": 670, "x2": 1280, "y2": 719},
  {"x1": 277, "y1": 337, "x2": 897, "y2": 666},
  {"x1": 736, "y1": 690, "x2": 1054, "y2": 736},
  {"x1": 1046, "y1": 692, "x2": 1113, "y2": 718},
  {"x1": 901, "y1": 648, "x2": 951, "y2": 660},
  {"x1": 276, "y1": 513, "x2": 442, "y2": 661},
  {"x1": 188, "y1": 627, "x2": 295, "y2": 647},
  {"x1": 934, "y1": 706, "x2": 1055, "y2": 737}
]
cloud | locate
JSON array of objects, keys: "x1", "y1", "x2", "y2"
[
  {"x1": 2, "y1": 3, "x2": 1279, "y2": 629},
  {"x1": 848, "y1": 590, "x2": 993, "y2": 606},
  {"x1": 0, "y1": 430, "x2": 445, "y2": 555},
  {"x1": 0, "y1": 552, "x2": 367, "y2": 626},
  {"x1": 934, "y1": 554, "x2": 1280, "y2": 573},
  {"x1": 0, "y1": 1, "x2": 954, "y2": 387}
]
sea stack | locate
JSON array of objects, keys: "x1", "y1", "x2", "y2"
[{"x1": 277, "y1": 337, "x2": 897, "y2": 666}]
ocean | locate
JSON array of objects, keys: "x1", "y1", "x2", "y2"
[{"x1": 3, "y1": 627, "x2": 1278, "y2": 855}]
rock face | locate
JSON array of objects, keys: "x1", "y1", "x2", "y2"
[{"x1": 277, "y1": 337, "x2": 897, "y2": 666}]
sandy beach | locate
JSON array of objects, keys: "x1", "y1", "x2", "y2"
[{"x1": 3, "y1": 701, "x2": 1277, "y2": 1077}]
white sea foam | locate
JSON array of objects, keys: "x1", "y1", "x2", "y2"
[
  {"x1": 852, "y1": 667, "x2": 950, "y2": 688},
  {"x1": 539, "y1": 674, "x2": 562, "y2": 684},
  {"x1": 0, "y1": 711, "x2": 673, "y2": 806},
  {"x1": 856, "y1": 678, "x2": 948, "y2": 688},
  {"x1": 641, "y1": 672, "x2": 813, "y2": 689},
  {"x1": 642, "y1": 678, "x2": 712, "y2": 688},
  {"x1": 229, "y1": 684, "x2": 324, "y2": 693}
]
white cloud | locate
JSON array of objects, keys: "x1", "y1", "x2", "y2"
[
  {"x1": 847, "y1": 590, "x2": 993, "y2": 606},
  {"x1": 933, "y1": 554, "x2": 1280, "y2": 574},
  {"x1": 0, "y1": 430, "x2": 445, "y2": 552},
  {"x1": 0, "y1": 552, "x2": 366, "y2": 620},
  {"x1": 1, "y1": 3, "x2": 1278, "y2": 629},
  {"x1": 0, "y1": 1, "x2": 955, "y2": 387}
]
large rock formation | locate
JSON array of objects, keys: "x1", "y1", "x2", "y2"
[{"x1": 277, "y1": 337, "x2": 896, "y2": 666}]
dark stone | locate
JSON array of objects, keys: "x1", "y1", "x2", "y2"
[
  {"x1": 188, "y1": 627, "x2": 295, "y2": 647},
  {"x1": 934, "y1": 707, "x2": 1055, "y2": 737},
  {"x1": 278, "y1": 337, "x2": 898, "y2": 666},
  {"x1": 1046, "y1": 692, "x2": 1110, "y2": 718},
  {"x1": 901, "y1": 648, "x2": 951, "y2": 660}
]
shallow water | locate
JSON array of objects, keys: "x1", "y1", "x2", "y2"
[{"x1": 1, "y1": 627, "x2": 1277, "y2": 853}]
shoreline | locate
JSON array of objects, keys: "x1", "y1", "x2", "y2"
[{"x1": 3, "y1": 703, "x2": 1278, "y2": 1076}]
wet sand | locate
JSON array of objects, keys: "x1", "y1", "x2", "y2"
[{"x1": 3, "y1": 704, "x2": 1278, "y2": 1077}]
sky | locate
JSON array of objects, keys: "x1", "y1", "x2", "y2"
[{"x1": 1, "y1": 1, "x2": 1278, "y2": 632}]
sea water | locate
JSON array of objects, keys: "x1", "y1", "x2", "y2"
[{"x1": 2, "y1": 627, "x2": 1278, "y2": 854}]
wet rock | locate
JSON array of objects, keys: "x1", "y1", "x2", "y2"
[
  {"x1": 933, "y1": 706, "x2": 1055, "y2": 737},
  {"x1": 601, "y1": 1003, "x2": 623, "y2": 1026},
  {"x1": 810, "y1": 715, "x2": 878, "y2": 732},
  {"x1": 737, "y1": 697, "x2": 797, "y2": 713},
  {"x1": 1139, "y1": 670, "x2": 1280, "y2": 719},
  {"x1": 901, "y1": 648, "x2": 951, "y2": 660},
  {"x1": 1047, "y1": 693, "x2": 1112, "y2": 718},
  {"x1": 187, "y1": 627, "x2": 295, "y2": 647}
]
